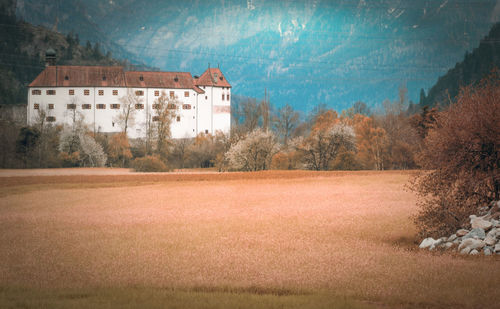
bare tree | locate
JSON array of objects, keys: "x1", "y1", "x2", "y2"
[
  {"x1": 170, "y1": 137, "x2": 193, "y2": 169},
  {"x1": 273, "y1": 103, "x2": 300, "y2": 146},
  {"x1": 240, "y1": 98, "x2": 261, "y2": 133},
  {"x1": 117, "y1": 89, "x2": 142, "y2": 135},
  {"x1": 260, "y1": 98, "x2": 270, "y2": 131},
  {"x1": 299, "y1": 123, "x2": 356, "y2": 171},
  {"x1": 152, "y1": 91, "x2": 176, "y2": 159}
]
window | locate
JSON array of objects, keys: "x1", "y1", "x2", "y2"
[
  {"x1": 84, "y1": 89, "x2": 90, "y2": 96},
  {"x1": 222, "y1": 94, "x2": 224, "y2": 101},
  {"x1": 182, "y1": 104, "x2": 191, "y2": 110},
  {"x1": 154, "y1": 90, "x2": 159, "y2": 96},
  {"x1": 184, "y1": 91, "x2": 189, "y2": 97},
  {"x1": 98, "y1": 90, "x2": 104, "y2": 96},
  {"x1": 102, "y1": 76, "x2": 106, "y2": 81},
  {"x1": 96, "y1": 104, "x2": 106, "y2": 109},
  {"x1": 135, "y1": 104, "x2": 144, "y2": 109},
  {"x1": 69, "y1": 89, "x2": 75, "y2": 95},
  {"x1": 152, "y1": 104, "x2": 160, "y2": 109},
  {"x1": 135, "y1": 90, "x2": 144, "y2": 96},
  {"x1": 205, "y1": 129, "x2": 209, "y2": 134},
  {"x1": 32, "y1": 89, "x2": 41, "y2": 95},
  {"x1": 82, "y1": 104, "x2": 91, "y2": 110},
  {"x1": 176, "y1": 116, "x2": 180, "y2": 122},
  {"x1": 139, "y1": 75, "x2": 144, "y2": 81},
  {"x1": 64, "y1": 75, "x2": 69, "y2": 80},
  {"x1": 48, "y1": 104, "x2": 54, "y2": 109},
  {"x1": 167, "y1": 104, "x2": 176, "y2": 110},
  {"x1": 152, "y1": 116, "x2": 160, "y2": 122},
  {"x1": 46, "y1": 116, "x2": 56, "y2": 122},
  {"x1": 67, "y1": 104, "x2": 76, "y2": 109},
  {"x1": 33, "y1": 103, "x2": 39, "y2": 109},
  {"x1": 205, "y1": 96, "x2": 207, "y2": 100},
  {"x1": 227, "y1": 94, "x2": 230, "y2": 101},
  {"x1": 170, "y1": 91, "x2": 175, "y2": 98},
  {"x1": 113, "y1": 90, "x2": 118, "y2": 96},
  {"x1": 46, "y1": 90, "x2": 56, "y2": 95},
  {"x1": 110, "y1": 104, "x2": 120, "y2": 109}
]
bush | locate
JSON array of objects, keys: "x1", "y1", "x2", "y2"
[
  {"x1": 411, "y1": 74, "x2": 500, "y2": 238},
  {"x1": 132, "y1": 155, "x2": 168, "y2": 172}
]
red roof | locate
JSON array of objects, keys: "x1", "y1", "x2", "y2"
[
  {"x1": 29, "y1": 66, "x2": 230, "y2": 92},
  {"x1": 195, "y1": 68, "x2": 231, "y2": 88},
  {"x1": 29, "y1": 66, "x2": 126, "y2": 87},
  {"x1": 125, "y1": 71, "x2": 200, "y2": 90}
]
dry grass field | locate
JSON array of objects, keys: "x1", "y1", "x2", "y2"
[{"x1": 0, "y1": 169, "x2": 499, "y2": 308}]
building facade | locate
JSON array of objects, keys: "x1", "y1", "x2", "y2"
[{"x1": 27, "y1": 66, "x2": 231, "y2": 139}]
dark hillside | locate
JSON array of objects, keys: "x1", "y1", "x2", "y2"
[
  {"x1": 420, "y1": 22, "x2": 500, "y2": 109},
  {"x1": 0, "y1": 0, "x2": 153, "y2": 105}
]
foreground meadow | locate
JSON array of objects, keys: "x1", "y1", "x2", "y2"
[{"x1": 0, "y1": 170, "x2": 499, "y2": 308}]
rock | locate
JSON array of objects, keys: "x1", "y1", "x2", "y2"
[
  {"x1": 460, "y1": 247, "x2": 472, "y2": 255},
  {"x1": 458, "y1": 238, "x2": 485, "y2": 251},
  {"x1": 484, "y1": 246, "x2": 493, "y2": 256},
  {"x1": 419, "y1": 237, "x2": 436, "y2": 249},
  {"x1": 447, "y1": 234, "x2": 458, "y2": 242},
  {"x1": 456, "y1": 229, "x2": 469, "y2": 237},
  {"x1": 443, "y1": 242, "x2": 454, "y2": 249},
  {"x1": 485, "y1": 235, "x2": 497, "y2": 246},
  {"x1": 453, "y1": 238, "x2": 460, "y2": 244},
  {"x1": 463, "y1": 228, "x2": 486, "y2": 240},
  {"x1": 470, "y1": 216, "x2": 493, "y2": 231},
  {"x1": 495, "y1": 244, "x2": 500, "y2": 253},
  {"x1": 470, "y1": 249, "x2": 479, "y2": 255},
  {"x1": 486, "y1": 228, "x2": 497, "y2": 238}
]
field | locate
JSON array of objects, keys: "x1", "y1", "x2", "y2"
[{"x1": 0, "y1": 169, "x2": 499, "y2": 308}]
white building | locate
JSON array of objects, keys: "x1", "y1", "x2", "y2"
[{"x1": 27, "y1": 65, "x2": 231, "y2": 139}]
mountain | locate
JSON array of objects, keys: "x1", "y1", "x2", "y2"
[
  {"x1": 419, "y1": 22, "x2": 500, "y2": 108},
  {"x1": 14, "y1": 0, "x2": 500, "y2": 112},
  {"x1": 0, "y1": 0, "x2": 148, "y2": 105}
]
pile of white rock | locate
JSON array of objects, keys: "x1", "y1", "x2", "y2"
[{"x1": 419, "y1": 200, "x2": 500, "y2": 255}]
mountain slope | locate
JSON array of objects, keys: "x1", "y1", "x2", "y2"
[
  {"x1": 420, "y1": 22, "x2": 500, "y2": 108},
  {"x1": 0, "y1": 0, "x2": 143, "y2": 105},
  {"x1": 14, "y1": 0, "x2": 500, "y2": 111}
]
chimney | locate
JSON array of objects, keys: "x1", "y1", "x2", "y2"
[{"x1": 45, "y1": 48, "x2": 56, "y2": 66}]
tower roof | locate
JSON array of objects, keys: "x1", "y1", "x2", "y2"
[{"x1": 195, "y1": 68, "x2": 231, "y2": 88}]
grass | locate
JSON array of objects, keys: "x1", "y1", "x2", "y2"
[
  {"x1": 0, "y1": 170, "x2": 499, "y2": 308},
  {"x1": 0, "y1": 287, "x2": 371, "y2": 309}
]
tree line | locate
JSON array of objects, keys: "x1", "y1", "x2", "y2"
[{"x1": 1, "y1": 84, "x2": 427, "y2": 172}]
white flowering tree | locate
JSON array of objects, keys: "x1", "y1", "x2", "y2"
[
  {"x1": 59, "y1": 124, "x2": 107, "y2": 167},
  {"x1": 225, "y1": 129, "x2": 278, "y2": 171}
]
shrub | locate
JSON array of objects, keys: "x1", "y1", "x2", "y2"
[
  {"x1": 132, "y1": 155, "x2": 168, "y2": 172},
  {"x1": 411, "y1": 74, "x2": 500, "y2": 238}
]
